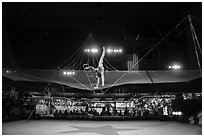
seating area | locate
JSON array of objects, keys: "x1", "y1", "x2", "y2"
[{"x1": 31, "y1": 95, "x2": 173, "y2": 119}]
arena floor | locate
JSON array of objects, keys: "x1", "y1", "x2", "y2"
[{"x1": 2, "y1": 120, "x2": 202, "y2": 135}]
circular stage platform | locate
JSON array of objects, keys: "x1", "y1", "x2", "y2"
[{"x1": 2, "y1": 120, "x2": 202, "y2": 135}]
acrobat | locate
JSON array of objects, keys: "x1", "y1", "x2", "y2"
[{"x1": 85, "y1": 46, "x2": 105, "y2": 88}]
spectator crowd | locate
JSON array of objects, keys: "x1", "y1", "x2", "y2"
[{"x1": 33, "y1": 96, "x2": 173, "y2": 119}]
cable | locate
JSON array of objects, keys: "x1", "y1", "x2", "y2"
[
  {"x1": 103, "y1": 61, "x2": 112, "y2": 71},
  {"x1": 26, "y1": 98, "x2": 40, "y2": 122},
  {"x1": 58, "y1": 68, "x2": 65, "y2": 93},
  {"x1": 87, "y1": 53, "x2": 90, "y2": 65},
  {"x1": 190, "y1": 25, "x2": 202, "y2": 74},
  {"x1": 69, "y1": 50, "x2": 84, "y2": 70},
  {"x1": 110, "y1": 3, "x2": 132, "y2": 54},
  {"x1": 74, "y1": 52, "x2": 85, "y2": 70},
  {"x1": 64, "y1": 48, "x2": 84, "y2": 70},
  {"x1": 154, "y1": 25, "x2": 164, "y2": 37},
  {"x1": 104, "y1": 58, "x2": 118, "y2": 71},
  {"x1": 58, "y1": 67, "x2": 94, "y2": 93},
  {"x1": 65, "y1": 48, "x2": 84, "y2": 69},
  {"x1": 92, "y1": 54, "x2": 96, "y2": 67},
  {"x1": 192, "y1": 34, "x2": 201, "y2": 73},
  {"x1": 191, "y1": 16, "x2": 202, "y2": 21},
  {"x1": 94, "y1": 53, "x2": 100, "y2": 66},
  {"x1": 103, "y1": 15, "x2": 188, "y2": 94},
  {"x1": 58, "y1": 46, "x2": 82, "y2": 69},
  {"x1": 104, "y1": 59, "x2": 114, "y2": 71},
  {"x1": 188, "y1": 15, "x2": 202, "y2": 74},
  {"x1": 44, "y1": 70, "x2": 58, "y2": 90},
  {"x1": 58, "y1": 33, "x2": 91, "y2": 69},
  {"x1": 190, "y1": 20, "x2": 202, "y2": 54}
]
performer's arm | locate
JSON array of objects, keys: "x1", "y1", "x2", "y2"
[
  {"x1": 89, "y1": 66, "x2": 96, "y2": 71},
  {"x1": 84, "y1": 66, "x2": 89, "y2": 69}
]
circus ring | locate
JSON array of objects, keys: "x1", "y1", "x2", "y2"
[
  {"x1": 2, "y1": 69, "x2": 202, "y2": 135},
  {"x1": 2, "y1": 119, "x2": 202, "y2": 135}
]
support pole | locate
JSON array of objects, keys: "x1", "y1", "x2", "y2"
[{"x1": 188, "y1": 15, "x2": 202, "y2": 74}]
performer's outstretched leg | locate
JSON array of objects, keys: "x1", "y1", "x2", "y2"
[
  {"x1": 98, "y1": 46, "x2": 105, "y2": 87},
  {"x1": 98, "y1": 47, "x2": 105, "y2": 68}
]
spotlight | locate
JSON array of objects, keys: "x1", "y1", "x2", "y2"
[
  {"x1": 177, "y1": 111, "x2": 182, "y2": 115},
  {"x1": 63, "y1": 71, "x2": 66, "y2": 75},
  {"x1": 172, "y1": 111, "x2": 182, "y2": 116},
  {"x1": 169, "y1": 64, "x2": 181, "y2": 70},
  {"x1": 63, "y1": 71, "x2": 76, "y2": 76},
  {"x1": 85, "y1": 48, "x2": 98, "y2": 53},
  {"x1": 92, "y1": 48, "x2": 98, "y2": 53},
  {"x1": 6, "y1": 70, "x2": 11, "y2": 74},
  {"x1": 173, "y1": 65, "x2": 181, "y2": 69},
  {"x1": 107, "y1": 49, "x2": 111, "y2": 53},
  {"x1": 107, "y1": 48, "x2": 123, "y2": 54}
]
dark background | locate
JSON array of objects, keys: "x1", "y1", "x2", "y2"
[{"x1": 2, "y1": 2, "x2": 202, "y2": 70}]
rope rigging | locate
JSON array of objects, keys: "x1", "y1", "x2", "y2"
[
  {"x1": 104, "y1": 58, "x2": 118, "y2": 71},
  {"x1": 41, "y1": 14, "x2": 201, "y2": 94},
  {"x1": 58, "y1": 33, "x2": 92, "y2": 69},
  {"x1": 70, "y1": 51, "x2": 85, "y2": 70},
  {"x1": 58, "y1": 67, "x2": 65, "y2": 93},
  {"x1": 188, "y1": 15, "x2": 202, "y2": 55},
  {"x1": 64, "y1": 48, "x2": 84, "y2": 70},
  {"x1": 44, "y1": 70, "x2": 58, "y2": 90},
  {"x1": 37, "y1": 34, "x2": 96, "y2": 95},
  {"x1": 58, "y1": 67, "x2": 94, "y2": 93},
  {"x1": 103, "y1": 15, "x2": 189, "y2": 94},
  {"x1": 188, "y1": 15, "x2": 202, "y2": 74},
  {"x1": 74, "y1": 52, "x2": 85, "y2": 70}
]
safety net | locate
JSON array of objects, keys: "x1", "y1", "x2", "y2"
[{"x1": 3, "y1": 68, "x2": 201, "y2": 91}]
